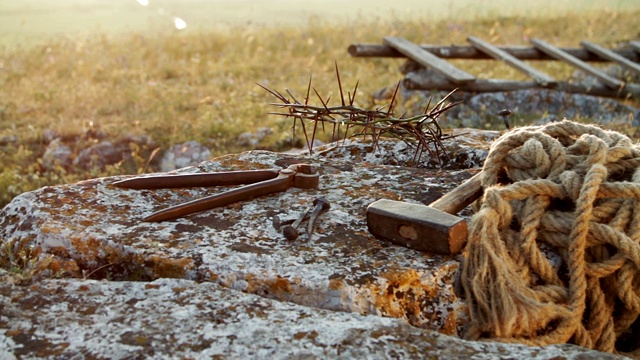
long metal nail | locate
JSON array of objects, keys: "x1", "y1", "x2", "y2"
[
  {"x1": 281, "y1": 209, "x2": 311, "y2": 241},
  {"x1": 273, "y1": 212, "x2": 310, "y2": 231},
  {"x1": 307, "y1": 197, "x2": 331, "y2": 240}
]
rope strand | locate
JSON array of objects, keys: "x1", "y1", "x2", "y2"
[{"x1": 462, "y1": 119, "x2": 640, "y2": 355}]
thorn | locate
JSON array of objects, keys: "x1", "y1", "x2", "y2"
[
  {"x1": 257, "y1": 83, "x2": 289, "y2": 103},
  {"x1": 335, "y1": 61, "x2": 345, "y2": 107},
  {"x1": 387, "y1": 81, "x2": 401, "y2": 117},
  {"x1": 286, "y1": 89, "x2": 302, "y2": 104},
  {"x1": 305, "y1": 75, "x2": 312, "y2": 105},
  {"x1": 313, "y1": 88, "x2": 330, "y2": 112},
  {"x1": 423, "y1": 97, "x2": 432, "y2": 115},
  {"x1": 350, "y1": 80, "x2": 360, "y2": 106}
]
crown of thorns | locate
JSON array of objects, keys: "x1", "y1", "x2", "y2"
[{"x1": 259, "y1": 62, "x2": 462, "y2": 167}]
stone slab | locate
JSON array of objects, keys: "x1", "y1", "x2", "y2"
[
  {"x1": 1, "y1": 138, "x2": 499, "y2": 334},
  {"x1": 0, "y1": 276, "x2": 624, "y2": 360}
]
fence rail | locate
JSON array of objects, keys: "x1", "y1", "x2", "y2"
[{"x1": 349, "y1": 37, "x2": 640, "y2": 98}]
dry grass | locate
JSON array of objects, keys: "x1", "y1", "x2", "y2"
[{"x1": 0, "y1": 9, "x2": 638, "y2": 207}]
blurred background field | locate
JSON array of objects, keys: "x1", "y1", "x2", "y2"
[
  {"x1": 0, "y1": 0, "x2": 639, "y2": 207},
  {"x1": 2, "y1": 0, "x2": 637, "y2": 47}
]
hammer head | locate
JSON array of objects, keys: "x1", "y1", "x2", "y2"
[{"x1": 366, "y1": 199, "x2": 467, "y2": 255}]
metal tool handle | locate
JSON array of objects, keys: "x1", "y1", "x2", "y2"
[
  {"x1": 428, "y1": 172, "x2": 483, "y2": 215},
  {"x1": 144, "y1": 170, "x2": 294, "y2": 222},
  {"x1": 113, "y1": 169, "x2": 280, "y2": 189}
]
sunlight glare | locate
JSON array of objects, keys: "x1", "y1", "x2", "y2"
[
  {"x1": 174, "y1": 17, "x2": 187, "y2": 30},
  {"x1": 136, "y1": 0, "x2": 149, "y2": 6}
]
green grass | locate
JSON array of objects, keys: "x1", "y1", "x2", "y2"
[{"x1": 0, "y1": 4, "x2": 639, "y2": 208}]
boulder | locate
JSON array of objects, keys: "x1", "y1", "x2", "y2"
[
  {"x1": 2, "y1": 137, "x2": 478, "y2": 334},
  {"x1": 1, "y1": 133, "x2": 625, "y2": 358}
]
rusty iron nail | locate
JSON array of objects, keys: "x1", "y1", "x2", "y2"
[
  {"x1": 498, "y1": 109, "x2": 512, "y2": 130},
  {"x1": 306, "y1": 197, "x2": 331, "y2": 240},
  {"x1": 281, "y1": 209, "x2": 311, "y2": 241},
  {"x1": 273, "y1": 212, "x2": 310, "y2": 231}
]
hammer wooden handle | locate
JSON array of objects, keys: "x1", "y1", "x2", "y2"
[{"x1": 429, "y1": 172, "x2": 483, "y2": 215}]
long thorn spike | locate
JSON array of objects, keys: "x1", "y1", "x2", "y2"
[
  {"x1": 387, "y1": 81, "x2": 401, "y2": 117},
  {"x1": 350, "y1": 80, "x2": 359, "y2": 106},
  {"x1": 335, "y1": 61, "x2": 345, "y2": 107},
  {"x1": 305, "y1": 75, "x2": 312, "y2": 105}
]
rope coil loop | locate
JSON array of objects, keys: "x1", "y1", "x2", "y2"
[{"x1": 462, "y1": 119, "x2": 640, "y2": 355}]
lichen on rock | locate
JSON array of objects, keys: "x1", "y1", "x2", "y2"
[
  {"x1": 0, "y1": 277, "x2": 623, "y2": 359},
  {"x1": 1, "y1": 137, "x2": 492, "y2": 335},
  {"x1": 1, "y1": 135, "x2": 630, "y2": 358}
]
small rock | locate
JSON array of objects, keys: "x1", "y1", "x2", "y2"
[
  {"x1": 0, "y1": 135, "x2": 18, "y2": 146},
  {"x1": 236, "y1": 127, "x2": 273, "y2": 148},
  {"x1": 72, "y1": 134, "x2": 155, "y2": 171},
  {"x1": 73, "y1": 140, "x2": 124, "y2": 171},
  {"x1": 160, "y1": 140, "x2": 211, "y2": 171},
  {"x1": 42, "y1": 129, "x2": 60, "y2": 142},
  {"x1": 571, "y1": 64, "x2": 640, "y2": 87},
  {"x1": 41, "y1": 138, "x2": 72, "y2": 170}
]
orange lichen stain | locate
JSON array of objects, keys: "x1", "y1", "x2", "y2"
[
  {"x1": 270, "y1": 276, "x2": 292, "y2": 293},
  {"x1": 79, "y1": 188, "x2": 98, "y2": 200},
  {"x1": 207, "y1": 271, "x2": 219, "y2": 282},
  {"x1": 293, "y1": 330, "x2": 318, "y2": 341},
  {"x1": 343, "y1": 188, "x2": 400, "y2": 201},
  {"x1": 145, "y1": 255, "x2": 194, "y2": 278},
  {"x1": 172, "y1": 287, "x2": 187, "y2": 294},
  {"x1": 329, "y1": 278, "x2": 344, "y2": 291},
  {"x1": 246, "y1": 274, "x2": 292, "y2": 297},
  {"x1": 42, "y1": 258, "x2": 80, "y2": 277},
  {"x1": 93, "y1": 205, "x2": 109, "y2": 214},
  {"x1": 145, "y1": 283, "x2": 160, "y2": 289},
  {"x1": 367, "y1": 268, "x2": 459, "y2": 334},
  {"x1": 77, "y1": 284, "x2": 90, "y2": 291},
  {"x1": 69, "y1": 236, "x2": 106, "y2": 261},
  {"x1": 79, "y1": 219, "x2": 95, "y2": 227},
  {"x1": 40, "y1": 224, "x2": 62, "y2": 235},
  {"x1": 61, "y1": 208, "x2": 77, "y2": 217},
  {"x1": 5, "y1": 329, "x2": 21, "y2": 336}
]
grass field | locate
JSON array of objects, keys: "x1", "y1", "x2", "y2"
[{"x1": 0, "y1": 1, "x2": 639, "y2": 207}]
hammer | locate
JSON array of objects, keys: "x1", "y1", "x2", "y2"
[{"x1": 366, "y1": 172, "x2": 483, "y2": 255}]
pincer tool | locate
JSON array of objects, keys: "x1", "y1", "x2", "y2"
[{"x1": 113, "y1": 163, "x2": 320, "y2": 222}]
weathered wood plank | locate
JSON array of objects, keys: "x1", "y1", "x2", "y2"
[
  {"x1": 403, "y1": 71, "x2": 640, "y2": 99},
  {"x1": 630, "y1": 41, "x2": 640, "y2": 53},
  {"x1": 467, "y1": 36, "x2": 557, "y2": 86},
  {"x1": 347, "y1": 43, "x2": 640, "y2": 62},
  {"x1": 383, "y1": 37, "x2": 476, "y2": 84},
  {"x1": 531, "y1": 38, "x2": 625, "y2": 89},
  {"x1": 581, "y1": 41, "x2": 640, "y2": 74}
]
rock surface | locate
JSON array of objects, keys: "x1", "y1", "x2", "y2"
[
  {"x1": 159, "y1": 140, "x2": 212, "y2": 172},
  {"x1": 0, "y1": 275, "x2": 624, "y2": 359},
  {"x1": 2, "y1": 138, "x2": 480, "y2": 334},
  {"x1": 0, "y1": 134, "x2": 627, "y2": 358}
]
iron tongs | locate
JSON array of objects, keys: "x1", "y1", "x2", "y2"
[{"x1": 113, "y1": 163, "x2": 319, "y2": 222}]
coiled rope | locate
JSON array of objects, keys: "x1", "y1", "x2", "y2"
[{"x1": 462, "y1": 119, "x2": 640, "y2": 355}]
